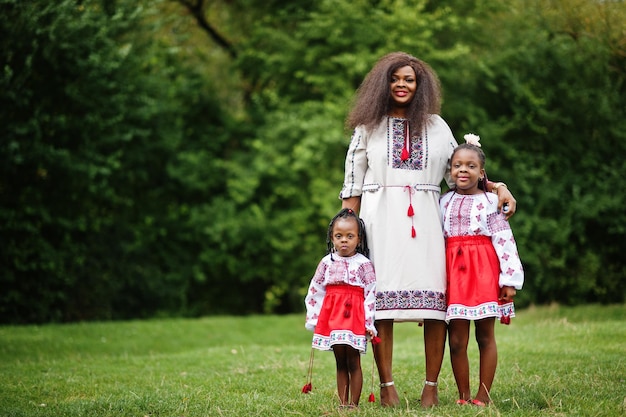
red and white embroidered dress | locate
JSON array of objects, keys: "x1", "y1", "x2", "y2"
[
  {"x1": 440, "y1": 192, "x2": 524, "y2": 322},
  {"x1": 305, "y1": 253, "x2": 377, "y2": 353}
]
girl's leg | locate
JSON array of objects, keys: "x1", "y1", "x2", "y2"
[
  {"x1": 448, "y1": 319, "x2": 471, "y2": 401},
  {"x1": 373, "y1": 320, "x2": 400, "y2": 406},
  {"x1": 474, "y1": 317, "x2": 497, "y2": 404},
  {"x1": 346, "y1": 347, "x2": 363, "y2": 406},
  {"x1": 421, "y1": 319, "x2": 447, "y2": 407},
  {"x1": 333, "y1": 345, "x2": 350, "y2": 405}
]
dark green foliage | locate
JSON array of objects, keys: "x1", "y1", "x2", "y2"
[
  {"x1": 0, "y1": 0, "x2": 624, "y2": 323},
  {"x1": 0, "y1": 0, "x2": 232, "y2": 322},
  {"x1": 440, "y1": 0, "x2": 626, "y2": 306}
]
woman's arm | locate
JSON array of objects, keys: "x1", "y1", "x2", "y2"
[
  {"x1": 487, "y1": 181, "x2": 516, "y2": 220},
  {"x1": 339, "y1": 127, "x2": 367, "y2": 212},
  {"x1": 342, "y1": 196, "x2": 361, "y2": 213}
]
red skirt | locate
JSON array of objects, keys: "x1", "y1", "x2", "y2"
[
  {"x1": 445, "y1": 236, "x2": 515, "y2": 322},
  {"x1": 312, "y1": 285, "x2": 368, "y2": 353}
]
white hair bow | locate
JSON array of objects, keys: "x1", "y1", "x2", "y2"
[{"x1": 463, "y1": 133, "x2": 481, "y2": 147}]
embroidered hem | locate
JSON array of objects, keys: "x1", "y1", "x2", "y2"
[
  {"x1": 376, "y1": 289, "x2": 447, "y2": 312},
  {"x1": 446, "y1": 301, "x2": 516, "y2": 322},
  {"x1": 312, "y1": 331, "x2": 368, "y2": 353}
]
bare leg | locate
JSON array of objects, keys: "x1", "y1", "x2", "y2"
[
  {"x1": 448, "y1": 319, "x2": 471, "y2": 401},
  {"x1": 373, "y1": 319, "x2": 400, "y2": 407},
  {"x1": 346, "y1": 347, "x2": 363, "y2": 406},
  {"x1": 333, "y1": 345, "x2": 350, "y2": 405},
  {"x1": 421, "y1": 319, "x2": 447, "y2": 407},
  {"x1": 474, "y1": 318, "x2": 497, "y2": 404}
]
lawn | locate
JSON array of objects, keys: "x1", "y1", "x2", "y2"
[{"x1": 0, "y1": 304, "x2": 624, "y2": 416}]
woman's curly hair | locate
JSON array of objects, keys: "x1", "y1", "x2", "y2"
[{"x1": 346, "y1": 51, "x2": 442, "y2": 135}]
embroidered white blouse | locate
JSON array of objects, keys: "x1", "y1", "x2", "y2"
[{"x1": 440, "y1": 192, "x2": 524, "y2": 289}]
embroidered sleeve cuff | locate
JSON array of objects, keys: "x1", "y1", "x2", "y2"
[{"x1": 338, "y1": 186, "x2": 362, "y2": 199}]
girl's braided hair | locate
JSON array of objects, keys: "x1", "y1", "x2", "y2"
[{"x1": 326, "y1": 208, "x2": 370, "y2": 260}]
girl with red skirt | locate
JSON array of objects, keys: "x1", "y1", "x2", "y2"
[
  {"x1": 305, "y1": 209, "x2": 377, "y2": 407},
  {"x1": 440, "y1": 136, "x2": 524, "y2": 406}
]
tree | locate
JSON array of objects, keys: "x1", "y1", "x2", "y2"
[
  {"x1": 440, "y1": 0, "x2": 626, "y2": 305},
  {"x1": 0, "y1": 0, "x2": 233, "y2": 322},
  {"x1": 184, "y1": 0, "x2": 469, "y2": 313}
]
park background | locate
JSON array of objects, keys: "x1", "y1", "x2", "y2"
[{"x1": 1, "y1": 0, "x2": 625, "y2": 324}]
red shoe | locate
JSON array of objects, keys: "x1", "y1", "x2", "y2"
[
  {"x1": 456, "y1": 399, "x2": 470, "y2": 405},
  {"x1": 471, "y1": 399, "x2": 487, "y2": 407}
]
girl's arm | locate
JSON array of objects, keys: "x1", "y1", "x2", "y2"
[
  {"x1": 361, "y1": 261, "x2": 378, "y2": 337},
  {"x1": 490, "y1": 224, "x2": 524, "y2": 291},
  {"x1": 304, "y1": 261, "x2": 327, "y2": 332}
]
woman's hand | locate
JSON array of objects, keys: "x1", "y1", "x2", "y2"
[
  {"x1": 342, "y1": 196, "x2": 361, "y2": 213},
  {"x1": 496, "y1": 186, "x2": 516, "y2": 220}
]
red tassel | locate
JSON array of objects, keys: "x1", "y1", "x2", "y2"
[
  {"x1": 407, "y1": 204, "x2": 414, "y2": 217},
  {"x1": 500, "y1": 315, "x2": 511, "y2": 325},
  {"x1": 302, "y1": 349, "x2": 314, "y2": 394},
  {"x1": 401, "y1": 147, "x2": 409, "y2": 161},
  {"x1": 411, "y1": 226, "x2": 416, "y2": 238},
  {"x1": 369, "y1": 337, "x2": 378, "y2": 404}
]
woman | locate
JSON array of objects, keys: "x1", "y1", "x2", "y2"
[{"x1": 339, "y1": 52, "x2": 516, "y2": 407}]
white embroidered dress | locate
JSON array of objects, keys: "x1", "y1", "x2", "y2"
[{"x1": 340, "y1": 115, "x2": 457, "y2": 321}]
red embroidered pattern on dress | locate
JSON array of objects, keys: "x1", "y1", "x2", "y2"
[
  {"x1": 449, "y1": 196, "x2": 472, "y2": 236},
  {"x1": 357, "y1": 263, "x2": 376, "y2": 286},
  {"x1": 389, "y1": 118, "x2": 426, "y2": 170},
  {"x1": 375, "y1": 290, "x2": 447, "y2": 312},
  {"x1": 327, "y1": 259, "x2": 349, "y2": 284},
  {"x1": 487, "y1": 211, "x2": 510, "y2": 234}
]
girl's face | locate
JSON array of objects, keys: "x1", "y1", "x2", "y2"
[
  {"x1": 331, "y1": 218, "x2": 360, "y2": 257},
  {"x1": 389, "y1": 65, "x2": 417, "y2": 113},
  {"x1": 450, "y1": 148, "x2": 485, "y2": 195}
]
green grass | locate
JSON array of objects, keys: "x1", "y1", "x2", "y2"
[{"x1": 1, "y1": 304, "x2": 625, "y2": 416}]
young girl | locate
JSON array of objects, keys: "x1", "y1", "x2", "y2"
[
  {"x1": 440, "y1": 135, "x2": 524, "y2": 406},
  {"x1": 305, "y1": 208, "x2": 377, "y2": 407}
]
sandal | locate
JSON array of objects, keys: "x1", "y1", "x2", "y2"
[
  {"x1": 456, "y1": 399, "x2": 470, "y2": 405},
  {"x1": 471, "y1": 399, "x2": 487, "y2": 407}
]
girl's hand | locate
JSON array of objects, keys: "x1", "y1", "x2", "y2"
[{"x1": 499, "y1": 286, "x2": 517, "y2": 302}]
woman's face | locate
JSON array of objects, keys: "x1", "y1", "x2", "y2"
[{"x1": 390, "y1": 65, "x2": 417, "y2": 110}]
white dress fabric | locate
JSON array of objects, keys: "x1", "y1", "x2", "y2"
[
  {"x1": 304, "y1": 253, "x2": 377, "y2": 352},
  {"x1": 340, "y1": 115, "x2": 458, "y2": 321}
]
